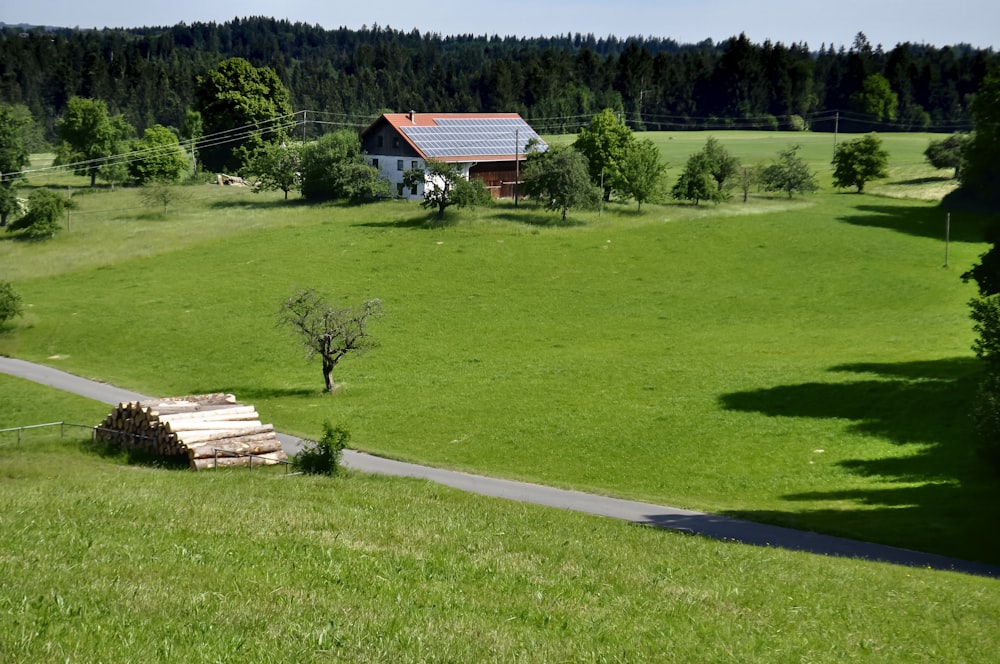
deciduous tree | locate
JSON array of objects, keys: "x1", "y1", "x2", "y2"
[
  {"x1": 6, "y1": 189, "x2": 64, "y2": 239},
  {"x1": 960, "y1": 72, "x2": 1000, "y2": 205},
  {"x1": 616, "y1": 138, "x2": 667, "y2": 211},
  {"x1": 0, "y1": 281, "x2": 23, "y2": 327},
  {"x1": 53, "y1": 97, "x2": 134, "y2": 187},
  {"x1": 195, "y1": 58, "x2": 293, "y2": 173},
  {"x1": 522, "y1": 145, "x2": 600, "y2": 221},
  {"x1": 671, "y1": 151, "x2": 725, "y2": 205},
  {"x1": 403, "y1": 160, "x2": 490, "y2": 220},
  {"x1": 278, "y1": 289, "x2": 383, "y2": 393},
  {"x1": 759, "y1": 145, "x2": 819, "y2": 198},
  {"x1": 243, "y1": 141, "x2": 301, "y2": 200},
  {"x1": 300, "y1": 130, "x2": 388, "y2": 202},
  {"x1": 832, "y1": 133, "x2": 889, "y2": 193},
  {"x1": 924, "y1": 133, "x2": 970, "y2": 179},
  {"x1": 851, "y1": 74, "x2": 899, "y2": 122},
  {"x1": 130, "y1": 124, "x2": 189, "y2": 185},
  {"x1": 0, "y1": 104, "x2": 30, "y2": 227},
  {"x1": 573, "y1": 108, "x2": 634, "y2": 201}
]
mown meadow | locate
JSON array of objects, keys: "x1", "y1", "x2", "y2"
[{"x1": 2, "y1": 130, "x2": 1000, "y2": 660}]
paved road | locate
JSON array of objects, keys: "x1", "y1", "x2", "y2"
[{"x1": 4, "y1": 355, "x2": 999, "y2": 579}]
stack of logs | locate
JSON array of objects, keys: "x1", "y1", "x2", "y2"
[{"x1": 95, "y1": 393, "x2": 287, "y2": 470}]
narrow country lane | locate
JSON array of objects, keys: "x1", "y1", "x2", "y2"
[{"x1": 3, "y1": 355, "x2": 998, "y2": 578}]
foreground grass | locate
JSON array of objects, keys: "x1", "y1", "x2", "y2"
[
  {"x1": 1, "y1": 428, "x2": 998, "y2": 663},
  {"x1": 2, "y1": 132, "x2": 997, "y2": 567}
]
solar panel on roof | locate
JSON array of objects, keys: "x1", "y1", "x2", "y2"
[{"x1": 401, "y1": 117, "x2": 544, "y2": 158}]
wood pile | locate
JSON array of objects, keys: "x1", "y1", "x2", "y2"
[{"x1": 95, "y1": 393, "x2": 287, "y2": 470}]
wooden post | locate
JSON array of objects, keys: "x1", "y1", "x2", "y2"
[
  {"x1": 514, "y1": 128, "x2": 519, "y2": 208},
  {"x1": 945, "y1": 212, "x2": 951, "y2": 268}
]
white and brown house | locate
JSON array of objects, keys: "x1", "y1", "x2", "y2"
[{"x1": 360, "y1": 111, "x2": 546, "y2": 200}]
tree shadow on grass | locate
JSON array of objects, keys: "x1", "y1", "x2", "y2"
[
  {"x1": 839, "y1": 203, "x2": 992, "y2": 243},
  {"x1": 209, "y1": 197, "x2": 312, "y2": 210},
  {"x1": 186, "y1": 386, "x2": 321, "y2": 400},
  {"x1": 493, "y1": 211, "x2": 586, "y2": 228},
  {"x1": 891, "y1": 176, "x2": 953, "y2": 186},
  {"x1": 353, "y1": 215, "x2": 442, "y2": 230},
  {"x1": 719, "y1": 357, "x2": 1000, "y2": 565}
]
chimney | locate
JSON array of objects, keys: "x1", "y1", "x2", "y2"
[{"x1": 409, "y1": 110, "x2": 416, "y2": 123}]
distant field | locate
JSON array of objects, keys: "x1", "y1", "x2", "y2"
[{"x1": 2, "y1": 131, "x2": 996, "y2": 567}]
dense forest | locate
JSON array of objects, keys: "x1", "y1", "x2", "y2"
[{"x1": 1, "y1": 17, "x2": 997, "y2": 141}]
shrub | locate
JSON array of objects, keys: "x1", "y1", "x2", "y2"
[
  {"x1": 0, "y1": 281, "x2": 23, "y2": 326},
  {"x1": 294, "y1": 421, "x2": 350, "y2": 476}
]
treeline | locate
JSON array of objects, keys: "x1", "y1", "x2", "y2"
[{"x1": 1, "y1": 17, "x2": 997, "y2": 140}]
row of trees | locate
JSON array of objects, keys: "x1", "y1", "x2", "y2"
[{"x1": 2, "y1": 20, "x2": 996, "y2": 142}]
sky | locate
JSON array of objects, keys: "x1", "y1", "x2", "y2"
[{"x1": 1, "y1": 0, "x2": 997, "y2": 51}]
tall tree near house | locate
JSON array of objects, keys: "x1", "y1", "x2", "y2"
[
  {"x1": 243, "y1": 141, "x2": 301, "y2": 200},
  {"x1": 278, "y1": 289, "x2": 383, "y2": 393},
  {"x1": 831, "y1": 133, "x2": 890, "y2": 193},
  {"x1": 195, "y1": 58, "x2": 293, "y2": 174},
  {"x1": 0, "y1": 104, "x2": 30, "y2": 227},
  {"x1": 403, "y1": 160, "x2": 490, "y2": 220},
  {"x1": 53, "y1": 97, "x2": 135, "y2": 187},
  {"x1": 573, "y1": 108, "x2": 634, "y2": 201}
]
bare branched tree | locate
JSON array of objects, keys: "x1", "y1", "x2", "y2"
[{"x1": 278, "y1": 289, "x2": 383, "y2": 393}]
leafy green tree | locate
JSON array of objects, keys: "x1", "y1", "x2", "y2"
[
  {"x1": 53, "y1": 97, "x2": 134, "y2": 187},
  {"x1": 759, "y1": 145, "x2": 819, "y2": 198},
  {"x1": 140, "y1": 184, "x2": 183, "y2": 216},
  {"x1": 278, "y1": 289, "x2": 383, "y2": 393},
  {"x1": 9, "y1": 104, "x2": 47, "y2": 154},
  {"x1": 701, "y1": 136, "x2": 740, "y2": 194},
  {"x1": 924, "y1": 133, "x2": 970, "y2": 179},
  {"x1": 961, "y1": 227, "x2": 1000, "y2": 297},
  {"x1": 195, "y1": 58, "x2": 293, "y2": 174},
  {"x1": 960, "y1": 72, "x2": 1000, "y2": 205},
  {"x1": 180, "y1": 109, "x2": 203, "y2": 173},
  {"x1": 7, "y1": 189, "x2": 64, "y2": 239},
  {"x1": 616, "y1": 138, "x2": 667, "y2": 211},
  {"x1": 403, "y1": 160, "x2": 491, "y2": 220},
  {"x1": 523, "y1": 145, "x2": 600, "y2": 222},
  {"x1": 832, "y1": 133, "x2": 889, "y2": 193},
  {"x1": 0, "y1": 281, "x2": 23, "y2": 327},
  {"x1": 573, "y1": 108, "x2": 634, "y2": 201},
  {"x1": 851, "y1": 74, "x2": 899, "y2": 122},
  {"x1": 243, "y1": 141, "x2": 301, "y2": 200},
  {"x1": 0, "y1": 104, "x2": 31, "y2": 226},
  {"x1": 299, "y1": 130, "x2": 388, "y2": 202},
  {"x1": 968, "y1": 294, "x2": 1000, "y2": 471},
  {"x1": 671, "y1": 152, "x2": 720, "y2": 205},
  {"x1": 130, "y1": 124, "x2": 189, "y2": 185}
]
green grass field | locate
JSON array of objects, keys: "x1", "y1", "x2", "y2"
[{"x1": 3, "y1": 130, "x2": 999, "y2": 660}]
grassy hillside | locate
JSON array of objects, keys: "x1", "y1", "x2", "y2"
[
  {"x1": 2, "y1": 132, "x2": 996, "y2": 567},
  {"x1": 2, "y1": 415, "x2": 998, "y2": 662}
]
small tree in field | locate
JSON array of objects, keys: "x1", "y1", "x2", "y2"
[
  {"x1": 278, "y1": 289, "x2": 382, "y2": 393},
  {"x1": 924, "y1": 133, "x2": 970, "y2": 179},
  {"x1": 522, "y1": 145, "x2": 600, "y2": 221},
  {"x1": 243, "y1": 141, "x2": 301, "y2": 200},
  {"x1": 7, "y1": 189, "x2": 64, "y2": 239},
  {"x1": 616, "y1": 138, "x2": 667, "y2": 211},
  {"x1": 759, "y1": 145, "x2": 819, "y2": 198},
  {"x1": 0, "y1": 281, "x2": 23, "y2": 327},
  {"x1": 832, "y1": 133, "x2": 889, "y2": 193}
]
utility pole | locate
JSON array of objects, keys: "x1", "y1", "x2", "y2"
[
  {"x1": 833, "y1": 111, "x2": 840, "y2": 158},
  {"x1": 302, "y1": 110, "x2": 307, "y2": 142}
]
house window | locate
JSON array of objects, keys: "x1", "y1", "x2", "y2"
[
  {"x1": 397, "y1": 159, "x2": 404, "y2": 171},
  {"x1": 410, "y1": 184, "x2": 418, "y2": 195},
  {"x1": 377, "y1": 136, "x2": 384, "y2": 148},
  {"x1": 392, "y1": 137, "x2": 400, "y2": 149},
  {"x1": 411, "y1": 161, "x2": 418, "y2": 169},
  {"x1": 371, "y1": 158, "x2": 378, "y2": 168},
  {"x1": 396, "y1": 183, "x2": 404, "y2": 197}
]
